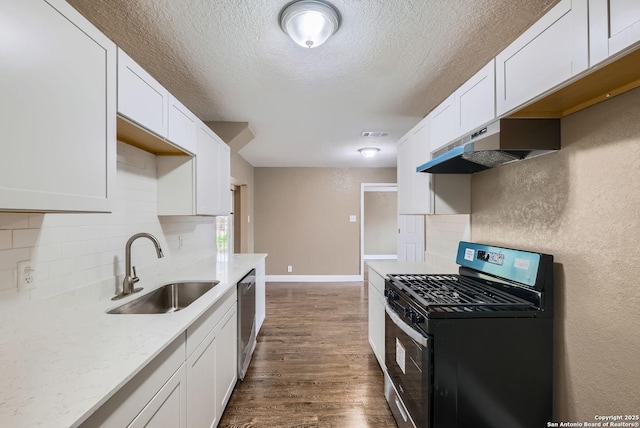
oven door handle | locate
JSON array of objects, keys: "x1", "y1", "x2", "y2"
[{"x1": 385, "y1": 303, "x2": 429, "y2": 347}]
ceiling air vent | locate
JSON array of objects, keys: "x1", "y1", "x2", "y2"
[{"x1": 361, "y1": 131, "x2": 389, "y2": 137}]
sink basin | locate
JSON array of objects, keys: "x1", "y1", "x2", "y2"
[{"x1": 108, "y1": 281, "x2": 219, "y2": 314}]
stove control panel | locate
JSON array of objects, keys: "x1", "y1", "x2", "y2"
[{"x1": 456, "y1": 241, "x2": 547, "y2": 288}]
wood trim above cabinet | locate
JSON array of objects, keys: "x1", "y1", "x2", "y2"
[
  {"x1": 511, "y1": 46, "x2": 640, "y2": 118},
  {"x1": 117, "y1": 116, "x2": 190, "y2": 156}
]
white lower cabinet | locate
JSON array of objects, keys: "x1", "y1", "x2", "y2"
[
  {"x1": 496, "y1": 0, "x2": 589, "y2": 116},
  {"x1": 368, "y1": 268, "x2": 386, "y2": 370},
  {"x1": 81, "y1": 283, "x2": 242, "y2": 428},
  {"x1": 129, "y1": 364, "x2": 187, "y2": 428},
  {"x1": 186, "y1": 305, "x2": 237, "y2": 428},
  {"x1": 186, "y1": 327, "x2": 218, "y2": 428},
  {"x1": 185, "y1": 287, "x2": 238, "y2": 428},
  {"x1": 255, "y1": 258, "x2": 266, "y2": 333},
  {"x1": 79, "y1": 336, "x2": 186, "y2": 427},
  {"x1": 214, "y1": 307, "x2": 238, "y2": 416}
]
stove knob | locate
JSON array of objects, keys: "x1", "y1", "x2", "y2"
[
  {"x1": 385, "y1": 290, "x2": 399, "y2": 302},
  {"x1": 413, "y1": 313, "x2": 425, "y2": 324}
]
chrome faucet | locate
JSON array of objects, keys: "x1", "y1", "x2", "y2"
[{"x1": 112, "y1": 233, "x2": 164, "y2": 300}]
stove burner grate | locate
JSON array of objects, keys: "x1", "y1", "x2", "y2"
[{"x1": 388, "y1": 274, "x2": 536, "y2": 313}]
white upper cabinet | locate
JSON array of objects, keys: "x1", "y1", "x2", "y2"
[
  {"x1": 117, "y1": 48, "x2": 169, "y2": 138},
  {"x1": 428, "y1": 94, "x2": 456, "y2": 153},
  {"x1": 157, "y1": 120, "x2": 231, "y2": 216},
  {"x1": 428, "y1": 61, "x2": 495, "y2": 154},
  {"x1": 495, "y1": 0, "x2": 589, "y2": 116},
  {"x1": 217, "y1": 142, "x2": 232, "y2": 215},
  {"x1": 454, "y1": 60, "x2": 496, "y2": 137},
  {"x1": 0, "y1": 0, "x2": 116, "y2": 212},
  {"x1": 196, "y1": 125, "x2": 224, "y2": 216},
  {"x1": 168, "y1": 95, "x2": 198, "y2": 155},
  {"x1": 397, "y1": 119, "x2": 430, "y2": 215},
  {"x1": 589, "y1": 0, "x2": 640, "y2": 66}
]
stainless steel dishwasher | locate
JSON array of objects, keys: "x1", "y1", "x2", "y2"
[{"x1": 237, "y1": 269, "x2": 256, "y2": 380}]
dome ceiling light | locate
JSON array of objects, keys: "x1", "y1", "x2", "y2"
[
  {"x1": 279, "y1": 0, "x2": 341, "y2": 48},
  {"x1": 359, "y1": 147, "x2": 380, "y2": 159}
]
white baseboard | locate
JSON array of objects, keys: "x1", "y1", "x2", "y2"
[
  {"x1": 363, "y1": 254, "x2": 398, "y2": 260},
  {"x1": 266, "y1": 275, "x2": 363, "y2": 283}
]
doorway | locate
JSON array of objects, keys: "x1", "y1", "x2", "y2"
[{"x1": 360, "y1": 183, "x2": 398, "y2": 279}]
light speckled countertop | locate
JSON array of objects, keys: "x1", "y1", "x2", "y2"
[
  {"x1": 367, "y1": 260, "x2": 456, "y2": 278},
  {"x1": 0, "y1": 254, "x2": 266, "y2": 428}
]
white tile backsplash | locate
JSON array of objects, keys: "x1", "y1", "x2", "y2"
[
  {"x1": 0, "y1": 230, "x2": 11, "y2": 251},
  {"x1": 425, "y1": 214, "x2": 470, "y2": 272},
  {"x1": 12, "y1": 229, "x2": 40, "y2": 249},
  {"x1": 0, "y1": 142, "x2": 217, "y2": 301},
  {"x1": 0, "y1": 269, "x2": 15, "y2": 292}
]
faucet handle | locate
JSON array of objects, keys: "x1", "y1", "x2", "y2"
[{"x1": 132, "y1": 266, "x2": 140, "y2": 283}]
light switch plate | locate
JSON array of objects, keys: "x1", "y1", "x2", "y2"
[{"x1": 349, "y1": 215, "x2": 357, "y2": 222}]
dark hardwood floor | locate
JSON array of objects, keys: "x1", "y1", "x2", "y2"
[{"x1": 219, "y1": 281, "x2": 396, "y2": 428}]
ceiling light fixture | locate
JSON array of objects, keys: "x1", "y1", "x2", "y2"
[
  {"x1": 279, "y1": 0, "x2": 341, "y2": 48},
  {"x1": 359, "y1": 147, "x2": 380, "y2": 159}
]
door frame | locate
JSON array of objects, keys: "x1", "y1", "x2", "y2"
[{"x1": 360, "y1": 183, "x2": 398, "y2": 279}]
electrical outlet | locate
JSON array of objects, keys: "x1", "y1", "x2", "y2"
[
  {"x1": 178, "y1": 235, "x2": 184, "y2": 251},
  {"x1": 18, "y1": 260, "x2": 34, "y2": 287},
  {"x1": 287, "y1": 265, "x2": 293, "y2": 273}
]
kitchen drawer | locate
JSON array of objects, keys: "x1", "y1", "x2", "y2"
[
  {"x1": 79, "y1": 335, "x2": 186, "y2": 427},
  {"x1": 368, "y1": 268, "x2": 386, "y2": 295},
  {"x1": 185, "y1": 286, "x2": 237, "y2": 358}
]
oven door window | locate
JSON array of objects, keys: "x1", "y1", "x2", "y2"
[{"x1": 385, "y1": 310, "x2": 431, "y2": 427}]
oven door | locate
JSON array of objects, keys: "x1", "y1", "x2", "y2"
[{"x1": 385, "y1": 303, "x2": 431, "y2": 428}]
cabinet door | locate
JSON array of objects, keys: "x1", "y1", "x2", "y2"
[
  {"x1": 590, "y1": 0, "x2": 640, "y2": 65},
  {"x1": 128, "y1": 365, "x2": 187, "y2": 428},
  {"x1": 255, "y1": 258, "x2": 266, "y2": 333},
  {"x1": 168, "y1": 95, "x2": 198, "y2": 155},
  {"x1": 496, "y1": 0, "x2": 589, "y2": 116},
  {"x1": 396, "y1": 137, "x2": 412, "y2": 215},
  {"x1": 195, "y1": 125, "x2": 220, "y2": 215},
  {"x1": 455, "y1": 60, "x2": 496, "y2": 136},
  {"x1": 217, "y1": 141, "x2": 232, "y2": 216},
  {"x1": 186, "y1": 325, "x2": 218, "y2": 428},
  {"x1": 0, "y1": 0, "x2": 115, "y2": 212},
  {"x1": 409, "y1": 122, "x2": 431, "y2": 214},
  {"x1": 368, "y1": 284, "x2": 385, "y2": 370},
  {"x1": 397, "y1": 121, "x2": 431, "y2": 215},
  {"x1": 118, "y1": 48, "x2": 168, "y2": 138},
  {"x1": 215, "y1": 306, "x2": 238, "y2": 419},
  {"x1": 429, "y1": 94, "x2": 456, "y2": 153}
]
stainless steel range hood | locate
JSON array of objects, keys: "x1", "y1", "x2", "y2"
[{"x1": 417, "y1": 118, "x2": 560, "y2": 174}]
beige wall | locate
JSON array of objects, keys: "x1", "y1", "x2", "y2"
[
  {"x1": 364, "y1": 191, "x2": 397, "y2": 255},
  {"x1": 254, "y1": 167, "x2": 396, "y2": 276},
  {"x1": 230, "y1": 153, "x2": 254, "y2": 253},
  {"x1": 470, "y1": 88, "x2": 640, "y2": 420}
]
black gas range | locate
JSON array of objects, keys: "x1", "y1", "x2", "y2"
[{"x1": 383, "y1": 241, "x2": 554, "y2": 428}]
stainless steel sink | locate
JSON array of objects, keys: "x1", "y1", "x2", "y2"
[{"x1": 107, "y1": 281, "x2": 219, "y2": 314}]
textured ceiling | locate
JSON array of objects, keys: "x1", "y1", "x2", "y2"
[{"x1": 67, "y1": 0, "x2": 558, "y2": 167}]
